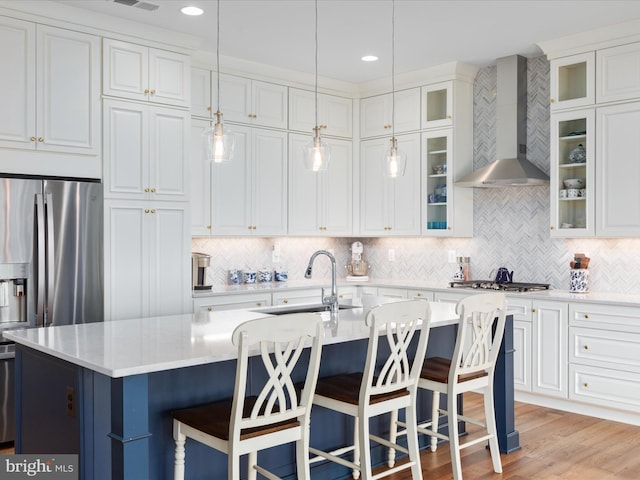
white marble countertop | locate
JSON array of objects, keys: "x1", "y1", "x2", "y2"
[
  {"x1": 194, "y1": 278, "x2": 640, "y2": 307},
  {"x1": 4, "y1": 298, "x2": 458, "y2": 379}
]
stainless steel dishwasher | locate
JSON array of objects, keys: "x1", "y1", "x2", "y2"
[{"x1": 0, "y1": 342, "x2": 15, "y2": 444}]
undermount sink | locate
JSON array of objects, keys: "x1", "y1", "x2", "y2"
[{"x1": 252, "y1": 303, "x2": 357, "y2": 316}]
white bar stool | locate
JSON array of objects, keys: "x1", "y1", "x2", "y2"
[{"x1": 171, "y1": 313, "x2": 324, "y2": 480}]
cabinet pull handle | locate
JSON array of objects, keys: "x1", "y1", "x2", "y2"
[
  {"x1": 207, "y1": 306, "x2": 213, "y2": 311},
  {"x1": 30, "y1": 136, "x2": 36, "y2": 142}
]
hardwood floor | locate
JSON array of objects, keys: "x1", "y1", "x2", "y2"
[{"x1": 378, "y1": 392, "x2": 640, "y2": 480}]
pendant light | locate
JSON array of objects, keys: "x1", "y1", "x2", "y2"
[
  {"x1": 203, "y1": 0, "x2": 234, "y2": 163},
  {"x1": 303, "y1": 0, "x2": 330, "y2": 171},
  {"x1": 385, "y1": 0, "x2": 407, "y2": 178}
]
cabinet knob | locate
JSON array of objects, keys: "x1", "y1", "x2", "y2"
[
  {"x1": 207, "y1": 225, "x2": 212, "y2": 229},
  {"x1": 416, "y1": 293, "x2": 422, "y2": 297},
  {"x1": 207, "y1": 106, "x2": 212, "y2": 111},
  {"x1": 550, "y1": 98, "x2": 555, "y2": 103},
  {"x1": 584, "y1": 314, "x2": 589, "y2": 319},
  {"x1": 207, "y1": 306, "x2": 213, "y2": 311},
  {"x1": 256, "y1": 302, "x2": 263, "y2": 306},
  {"x1": 550, "y1": 226, "x2": 554, "y2": 230},
  {"x1": 150, "y1": 209, "x2": 156, "y2": 214},
  {"x1": 144, "y1": 209, "x2": 150, "y2": 213},
  {"x1": 447, "y1": 115, "x2": 452, "y2": 119},
  {"x1": 151, "y1": 188, "x2": 156, "y2": 193},
  {"x1": 145, "y1": 188, "x2": 150, "y2": 193},
  {"x1": 144, "y1": 89, "x2": 150, "y2": 94},
  {"x1": 38, "y1": 137, "x2": 44, "y2": 142},
  {"x1": 283, "y1": 300, "x2": 289, "y2": 304},
  {"x1": 532, "y1": 308, "x2": 536, "y2": 313},
  {"x1": 150, "y1": 89, "x2": 156, "y2": 95},
  {"x1": 583, "y1": 344, "x2": 589, "y2": 350},
  {"x1": 583, "y1": 382, "x2": 589, "y2": 388},
  {"x1": 30, "y1": 136, "x2": 36, "y2": 142}
]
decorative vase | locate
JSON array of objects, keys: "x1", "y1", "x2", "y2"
[{"x1": 569, "y1": 144, "x2": 586, "y2": 163}]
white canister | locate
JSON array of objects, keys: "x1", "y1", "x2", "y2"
[{"x1": 570, "y1": 269, "x2": 589, "y2": 293}]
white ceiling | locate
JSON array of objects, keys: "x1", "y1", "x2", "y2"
[{"x1": 53, "y1": 0, "x2": 640, "y2": 84}]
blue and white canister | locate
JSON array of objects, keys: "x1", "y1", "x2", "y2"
[
  {"x1": 258, "y1": 268, "x2": 273, "y2": 283},
  {"x1": 228, "y1": 268, "x2": 242, "y2": 285},
  {"x1": 274, "y1": 268, "x2": 288, "y2": 282},
  {"x1": 243, "y1": 269, "x2": 257, "y2": 284},
  {"x1": 570, "y1": 269, "x2": 589, "y2": 293}
]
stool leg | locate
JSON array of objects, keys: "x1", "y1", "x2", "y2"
[
  {"x1": 387, "y1": 409, "x2": 398, "y2": 467},
  {"x1": 229, "y1": 450, "x2": 241, "y2": 480},
  {"x1": 173, "y1": 423, "x2": 186, "y2": 480},
  {"x1": 247, "y1": 451, "x2": 257, "y2": 480},
  {"x1": 358, "y1": 413, "x2": 372, "y2": 480},
  {"x1": 430, "y1": 391, "x2": 440, "y2": 452},
  {"x1": 297, "y1": 422, "x2": 312, "y2": 480},
  {"x1": 484, "y1": 386, "x2": 502, "y2": 473},
  {"x1": 447, "y1": 393, "x2": 463, "y2": 480},
  {"x1": 353, "y1": 416, "x2": 361, "y2": 479},
  {"x1": 406, "y1": 403, "x2": 424, "y2": 480}
]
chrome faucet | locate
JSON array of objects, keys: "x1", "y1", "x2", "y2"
[{"x1": 305, "y1": 250, "x2": 339, "y2": 320}]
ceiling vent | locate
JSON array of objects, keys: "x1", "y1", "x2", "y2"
[{"x1": 113, "y1": 0, "x2": 160, "y2": 12}]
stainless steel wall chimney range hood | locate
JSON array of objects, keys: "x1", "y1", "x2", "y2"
[{"x1": 456, "y1": 55, "x2": 549, "y2": 187}]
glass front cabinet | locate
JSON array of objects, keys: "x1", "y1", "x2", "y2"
[{"x1": 550, "y1": 109, "x2": 595, "y2": 237}]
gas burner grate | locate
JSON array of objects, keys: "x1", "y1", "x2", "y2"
[{"x1": 449, "y1": 281, "x2": 550, "y2": 292}]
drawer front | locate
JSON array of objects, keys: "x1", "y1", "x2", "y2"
[
  {"x1": 570, "y1": 327, "x2": 640, "y2": 373},
  {"x1": 570, "y1": 364, "x2": 640, "y2": 411},
  {"x1": 505, "y1": 297, "x2": 532, "y2": 322},
  {"x1": 570, "y1": 303, "x2": 640, "y2": 333}
]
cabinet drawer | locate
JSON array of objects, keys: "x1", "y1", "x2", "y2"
[
  {"x1": 569, "y1": 303, "x2": 640, "y2": 333},
  {"x1": 570, "y1": 327, "x2": 640, "y2": 373},
  {"x1": 570, "y1": 364, "x2": 640, "y2": 412}
]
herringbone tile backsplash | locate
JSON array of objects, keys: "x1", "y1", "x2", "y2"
[{"x1": 193, "y1": 56, "x2": 640, "y2": 294}]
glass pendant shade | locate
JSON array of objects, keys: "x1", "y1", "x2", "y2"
[
  {"x1": 204, "y1": 111, "x2": 234, "y2": 163},
  {"x1": 385, "y1": 137, "x2": 407, "y2": 178},
  {"x1": 304, "y1": 129, "x2": 330, "y2": 171}
]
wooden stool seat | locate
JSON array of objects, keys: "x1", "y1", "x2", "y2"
[
  {"x1": 420, "y1": 357, "x2": 488, "y2": 384},
  {"x1": 314, "y1": 372, "x2": 410, "y2": 406}
]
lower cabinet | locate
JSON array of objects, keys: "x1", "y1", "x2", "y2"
[
  {"x1": 193, "y1": 293, "x2": 271, "y2": 313},
  {"x1": 532, "y1": 300, "x2": 568, "y2": 399},
  {"x1": 104, "y1": 200, "x2": 191, "y2": 321},
  {"x1": 272, "y1": 289, "x2": 323, "y2": 306},
  {"x1": 568, "y1": 303, "x2": 640, "y2": 412},
  {"x1": 506, "y1": 297, "x2": 533, "y2": 393}
]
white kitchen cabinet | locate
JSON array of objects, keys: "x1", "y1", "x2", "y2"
[
  {"x1": 568, "y1": 302, "x2": 640, "y2": 412},
  {"x1": 191, "y1": 66, "x2": 213, "y2": 118},
  {"x1": 218, "y1": 74, "x2": 287, "y2": 129},
  {"x1": 103, "y1": 99, "x2": 190, "y2": 202},
  {"x1": 211, "y1": 125, "x2": 287, "y2": 236},
  {"x1": 532, "y1": 300, "x2": 568, "y2": 399},
  {"x1": 406, "y1": 289, "x2": 434, "y2": 301},
  {"x1": 288, "y1": 88, "x2": 353, "y2": 138},
  {"x1": 272, "y1": 289, "x2": 323, "y2": 306},
  {"x1": 359, "y1": 133, "x2": 421, "y2": 236},
  {"x1": 422, "y1": 129, "x2": 473, "y2": 237},
  {"x1": 377, "y1": 287, "x2": 408, "y2": 299},
  {"x1": 103, "y1": 38, "x2": 190, "y2": 107},
  {"x1": 422, "y1": 81, "x2": 453, "y2": 129},
  {"x1": 549, "y1": 109, "x2": 595, "y2": 237},
  {"x1": 193, "y1": 293, "x2": 271, "y2": 314},
  {"x1": 104, "y1": 200, "x2": 191, "y2": 321},
  {"x1": 506, "y1": 297, "x2": 534, "y2": 393},
  {"x1": 0, "y1": 18, "x2": 100, "y2": 158},
  {"x1": 596, "y1": 102, "x2": 640, "y2": 236},
  {"x1": 596, "y1": 42, "x2": 640, "y2": 104},
  {"x1": 359, "y1": 88, "x2": 421, "y2": 138},
  {"x1": 190, "y1": 119, "x2": 213, "y2": 236},
  {"x1": 549, "y1": 52, "x2": 595, "y2": 111},
  {"x1": 288, "y1": 133, "x2": 352, "y2": 236}
]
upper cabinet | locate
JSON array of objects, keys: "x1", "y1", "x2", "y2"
[
  {"x1": 288, "y1": 88, "x2": 353, "y2": 138},
  {"x1": 103, "y1": 38, "x2": 190, "y2": 108},
  {"x1": 549, "y1": 52, "x2": 595, "y2": 111},
  {"x1": 360, "y1": 88, "x2": 421, "y2": 138},
  {"x1": 288, "y1": 133, "x2": 353, "y2": 236},
  {"x1": 422, "y1": 81, "x2": 453, "y2": 129},
  {"x1": 103, "y1": 99, "x2": 190, "y2": 202},
  {"x1": 0, "y1": 18, "x2": 100, "y2": 157},
  {"x1": 360, "y1": 133, "x2": 422, "y2": 236},
  {"x1": 596, "y1": 43, "x2": 640, "y2": 104},
  {"x1": 218, "y1": 74, "x2": 288, "y2": 129}
]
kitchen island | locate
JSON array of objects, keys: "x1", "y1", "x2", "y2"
[{"x1": 5, "y1": 299, "x2": 518, "y2": 480}]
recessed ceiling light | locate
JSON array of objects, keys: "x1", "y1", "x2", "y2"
[
  {"x1": 361, "y1": 55, "x2": 379, "y2": 62},
  {"x1": 181, "y1": 6, "x2": 203, "y2": 16}
]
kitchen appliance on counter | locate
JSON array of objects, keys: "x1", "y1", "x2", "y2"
[
  {"x1": 345, "y1": 241, "x2": 370, "y2": 282},
  {"x1": 0, "y1": 175, "x2": 104, "y2": 443},
  {"x1": 449, "y1": 280, "x2": 550, "y2": 292},
  {"x1": 192, "y1": 252, "x2": 212, "y2": 291}
]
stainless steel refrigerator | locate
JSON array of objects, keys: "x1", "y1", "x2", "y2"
[{"x1": 0, "y1": 175, "x2": 103, "y2": 443}]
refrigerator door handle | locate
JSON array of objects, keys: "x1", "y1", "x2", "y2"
[
  {"x1": 35, "y1": 193, "x2": 46, "y2": 327},
  {"x1": 44, "y1": 193, "x2": 55, "y2": 327}
]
